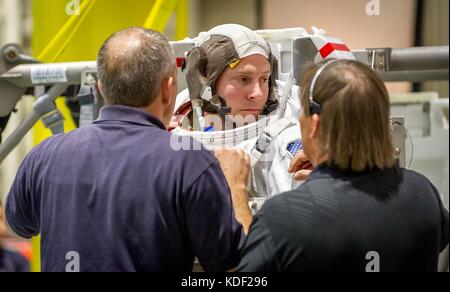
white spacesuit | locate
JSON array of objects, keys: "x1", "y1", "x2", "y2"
[{"x1": 172, "y1": 80, "x2": 302, "y2": 207}]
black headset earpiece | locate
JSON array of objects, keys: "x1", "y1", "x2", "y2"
[{"x1": 309, "y1": 100, "x2": 323, "y2": 115}]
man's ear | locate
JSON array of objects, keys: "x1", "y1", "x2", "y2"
[
  {"x1": 310, "y1": 114, "x2": 320, "y2": 140},
  {"x1": 162, "y1": 76, "x2": 175, "y2": 106}
]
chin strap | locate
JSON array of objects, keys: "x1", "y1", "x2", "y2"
[{"x1": 192, "y1": 84, "x2": 232, "y2": 131}]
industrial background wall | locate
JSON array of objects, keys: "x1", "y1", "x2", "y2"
[
  {"x1": 419, "y1": 0, "x2": 449, "y2": 97},
  {"x1": 261, "y1": 0, "x2": 449, "y2": 97},
  {"x1": 262, "y1": 0, "x2": 418, "y2": 94},
  {"x1": 198, "y1": 0, "x2": 259, "y2": 32}
]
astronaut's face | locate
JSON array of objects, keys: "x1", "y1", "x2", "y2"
[{"x1": 215, "y1": 55, "x2": 270, "y2": 119}]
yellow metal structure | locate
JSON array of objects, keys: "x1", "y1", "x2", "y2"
[
  {"x1": 144, "y1": 0, "x2": 179, "y2": 31},
  {"x1": 176, "y1": 0, "x2": 189, "y2": 41},
  {"x1": 31, "y1": 0, "x2": 189, "y2": 272}
]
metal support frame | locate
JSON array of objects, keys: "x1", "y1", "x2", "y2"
[
  {"x1": 1, "y1": 36, "x2": 448, "y2": 164},
  {"x1": 293, "y1": 37, "x2": 449, "y2": 84},
  {"x1": 352, "y1": 46, "x2": 449, "y2": 82},
  {"x1": 391, "y1": 117, "x2": 407, "y2": 167},
  {"x1": 0, "y1": 84, "x2": 67, "y2": 162},
  {"x1": 0, "y1": 41, "x2": 194, "y2": 164}
]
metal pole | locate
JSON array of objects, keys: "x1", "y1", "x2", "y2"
[
  {"x1": 391, "y1": 46, "x2": 449, "y2": 71},
  {"x1": 1, "y1": 61, "x2": 97, "y2": 87},
  {"x1": 0, "y1": 84, "x2": 68, "y2": 164}
]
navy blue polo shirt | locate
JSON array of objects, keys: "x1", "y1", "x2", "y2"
[{"x1": 6, "y1": 105, "x2": 244, "y2": 272}]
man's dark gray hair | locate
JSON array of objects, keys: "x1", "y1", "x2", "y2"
[{"x1": 97, "y1": 27, "x2": 176, "y2": 107}]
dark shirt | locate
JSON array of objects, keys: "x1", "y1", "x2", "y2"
[
  {"x1": 0, "y1": 247, "x2": 29, "y2": 272},
  {"x1": 6, "y1": 105, "x2": 244, "y2": 272},
  {"x1": 238, "y1": 164, "x2": 449, "y2": 272}
]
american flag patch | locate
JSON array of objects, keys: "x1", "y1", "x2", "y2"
[{"x1": 287, "y1": 139, "x2": 303, "y2": 157}]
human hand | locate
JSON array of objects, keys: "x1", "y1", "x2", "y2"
[
  {"x1": 288, "y1": 150, "x2": 313, "y2": 181},
  {"x1": 215, "y1": 149, "x2": 252, "y2": 233},
  {"x1": 214, "y1": 149, "x2": 250, "y2": 190}
]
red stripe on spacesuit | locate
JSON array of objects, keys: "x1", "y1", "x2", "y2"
[
  {"x1": 319, "y1": 43, "x2": 351, "y2": 59},
  {"x1": 176, "y1": 58, "x2": 185, "y2": 68}
]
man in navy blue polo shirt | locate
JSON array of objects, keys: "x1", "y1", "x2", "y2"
[{"x1": 5, "y1": 27, "x2": 252, "y2": 272}]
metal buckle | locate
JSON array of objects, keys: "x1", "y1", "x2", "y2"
[{"x1": 255, "y1": 131, "x2": 273, "y2": 153}]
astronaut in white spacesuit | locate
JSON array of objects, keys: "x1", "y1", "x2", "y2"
[{"x1": 169, "y1": 24, "x2": 305, "y2": 213}]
